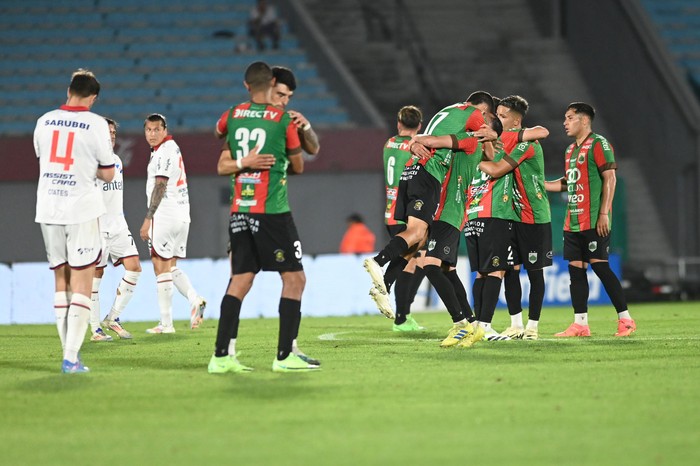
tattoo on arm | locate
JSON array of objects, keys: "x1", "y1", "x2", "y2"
[
  {"x1": 301, "y1": 128, "x2": 320, "y2": 154},
  {"x1": 146, "y1": 181, "x2": 167, "y2": 219}
]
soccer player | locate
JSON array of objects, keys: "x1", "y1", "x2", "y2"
[
  {"x1": 208, "y1": 61, "x2": 320, "y2": 373},
  {"x1": 478, "y1": 95, "x2": 552, "y2": 340},
  {"x1": 89, "y1": 118, "x2": 142, "y2": 341},
  {"x1": 140, "y1": 114, "x2": 206, "y2": 334},
  {"x1": 545, "y1": 102, "x2": 636, "y2": 337},
  {"x1": 34, "y1": 69, "x2": 115, "y2": 373},
  {"x1": 364, "y1": 91, "x2": 497, "y2": 347},
  {"x1": 375, "y1": 105, "x2": 425, "y2": 331}
]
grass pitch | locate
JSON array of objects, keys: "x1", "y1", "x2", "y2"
[{"x1": 1, "y1": 303, "x2": 699, "y2": 466}]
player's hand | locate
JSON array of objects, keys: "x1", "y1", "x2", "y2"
[
  {"x1": 288, "y1": 110, "x2": 309, "y2": 130},
  {"x1": 475, "y1": 124, "x2": 498, "y2": 142},
  {"x1": 410, "y1": 141, "x2": 432, "y2": 160},
  {"x1": 245, "y1": 145, "x2": 275, "y2": 170},
  {"x1": 140, "y1": 218, "x2": 151, "y2": 241},
  {"x1": 597, "y1": 213, "x2": 611, "y2": 237}
]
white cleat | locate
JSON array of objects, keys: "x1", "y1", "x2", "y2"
[
  {"x1": 363, "y1": 258, "x2": 388, "y2": 295},
  {"x1": 146, "y1": 323, "x2": 176, "y2": 334},
  {"x1": 484, "y1": 329, "x2": 512, "y2": 341},
  {"x1": 500, "y1": 326, "x2": 525, "y2": 339},
  {"x1": 190, "y1": 297, "x2": 206, "y2": 329},
  {"x1": 369, "y1": 286, "x2": 395, "y2": 319}
]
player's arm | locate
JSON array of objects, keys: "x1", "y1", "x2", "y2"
[
  {"x1": 289, "y1": 110, "x2": 320, "y2": 156},
  {"x1": 545, "y1": 177, "x2": 566, "y2": 192},
  {"x1": 214, "y1": 110, "x2": 229, "y2": 139},
  {"x1": 287, "y1": 149, "x2": 304, "y2": 175},
  {"x1": 597, "y1": 169, "x2": 616, "y2": 237},
  {"x1": 520, "y1": 126, "x2": 549, "y2": 142},
  {"x1": 97, "y1": 166, "x2": 115, "y2": 182},
  {"x1": 478, "y1": 155, "x2": 518, "y2": 178},
  {"x1": 217, "y1": 144, "x2": 274, "y2": 176},
  {"x1": 140, "y1": 176, "x2": 168, "y2": 241}
]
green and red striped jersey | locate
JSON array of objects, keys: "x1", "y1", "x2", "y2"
[
  {"x1": 508, "y1": 131, "x2": 551, "y2": 224},
  {"x1": 225, "y1": 102, "x2": 301, "y2": 214},
  {"x1": 563, "y1": 133, "x2": 616, "y2": 232},
  {"x1": 383, "y1": 135, "x2": 413, "y2": 225}
]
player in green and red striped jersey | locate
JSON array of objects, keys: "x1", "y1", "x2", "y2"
[
  {"x1": 478, "y1": 95, "x2": 552, "y2": 341},
  {"x1": 208, "y1": 62, "x2": 320, "y2": 374},
  {"x1": 372, "y1": 105, "x2": 426, "y2": 331},
  {"x1": 545, "y1": 102, "x2": 635, "y2": 338}
]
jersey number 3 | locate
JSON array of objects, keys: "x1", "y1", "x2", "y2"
[{"x1": 50, "y1": 130, "x2": 75, "y2": 171}]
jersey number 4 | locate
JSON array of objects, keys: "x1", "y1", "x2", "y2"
[{"x1": 49, "y1": 130, "x2": 75, "y2": 171}]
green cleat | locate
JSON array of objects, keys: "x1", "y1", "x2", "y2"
[
  {"x1": 272, "y1": 353, "x2": 321, "y2": 373},
  {"x1": 207, "y1": 354, "x2": 253, "y2": 374},
  {"x1": 393, "y1": 315, "x2": 425, "y2": 332}
]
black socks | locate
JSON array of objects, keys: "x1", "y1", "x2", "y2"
[
  {"x1": 424, "y1": 265, "x2": 464, "y2": 323},
  {"x1": 277, "y1": 298, "x2": 301, "y2": 360},
  {"x1": 568, "y1": 264, "x2": 589, "y2": 315},
  {"x1": 374, "y1": 236, "x2": 409, "y2": 267},
  {"x1": 215, "y1": 294, "x2": 242, "y2": 357},
  {"x1": 591, "y1": 262, "x2": 628, "y2": 313}
]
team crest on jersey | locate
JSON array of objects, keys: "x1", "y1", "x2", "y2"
[
  {"x1": 414, "y1": 200, "x2": 424, "y2": 211},
  {"x1": 502, "y1": 195, "x2": 508, "y2": 203},
  {"x1": 536, "y1": 192, "x2": 543, "y2": 200},
  {"x1": 274, "y1": 249, "x2": 285, "y2": 263},
  {"x1": 577, "y1": 154, "x2": 586, "y2": 164},
  {"x1": 443, "y1": 246, "x2": 450, "y2": 255},
  {"x1": 492, "y1": 256, "x2": 500, "y2": 267},
  {"x1": 528, "y1": 252, "x2": 538, "y2": 264},
  {"x1": 427, "y1": 239, "x2": 436, "y2": 251},
  {"x1": 241, "y1": 186, "x2": 255, "y2": 197},
  {"x1": 588, "y1": 241, "x2": 598, "y2": 252}
]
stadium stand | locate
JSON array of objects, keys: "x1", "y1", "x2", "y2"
[{"x1": 0, "y1": 0, "x2": 350, "y2": 135}]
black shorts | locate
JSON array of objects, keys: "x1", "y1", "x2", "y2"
[
  {"x1": 513, "y1": 222, "x2": 553, "y2": 270},
  {"x1": 425, "y1": 220, "x2": 460, "y2": 266},
  {"x1": 464, "y1": 218, "x2": 516, "y2": 273},
  {"x1": 229, "y1": 212, "x2": 304, "y2": 274},
  {"x1": 563, "y1": 229, "x2": 611, "y2": 262},
  {"x1": 394, "y1": 163, "x2": 440, "y2": 225},
  {"x1": 386, "y1": 224, "x2": 407, "y2": 238}
]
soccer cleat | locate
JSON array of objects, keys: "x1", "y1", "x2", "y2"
[
  {"x1": 369, "y1": 286, "x2": 394, "y2": 319},
  {"x1": 363, "y1": 258, "x2": 388, "y2": 295},
  {"x1": 90, "y1": 328, "x2": 113, "y2": 342},
  {"x1": 501, "y1": 326, "x2": 525, "y2": 339},
  {"x1": 393, "y1": 315, "x2": 425, "y2": 332},
  {"x1": 522, "y1": 328, "x2": 539, "y2": 340},
  {"x1": 190, "y1": 297, "x2": 206, "y2": 329},
  {"x1": 554, "y1": 322, "x2": 591, "y2": 337},
  {"x1": 458, "y1": 322, "x2": 485, "y2": 348},
  {"x1": 101, "y1": 317, "x2": 132, "y2": 339},
  {"x1": 440, "y1": 322, "x2": 474, "y2": 347},
  {"x1": 484, "y1": 329, "x2": 512, "y2": 341},
  {"x1": 62, "y1": 359, "x2": 90, "y2": 374},
  {"x1": 146, "y1": 323, "x2": 176, "y2": 334},
  {"x1": 272, "y1": 353, "x2": 321, "y2": 372},
  {"x1": 207, "y1": 354, "x2": 253, "y2": 374},
  {"x1": 294, "y1": 351, "x2": 321, "y2": 366},
  {"x1": 614, "y1": 318, "x2": 637, "y2": 337}
]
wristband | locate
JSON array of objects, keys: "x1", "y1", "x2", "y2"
[
  {"x1": 236, "y1": 158, "x2": 243, "y2": 169},
  {"x1": 302, "y1": 122, "x2": 311, "y2": 131}
]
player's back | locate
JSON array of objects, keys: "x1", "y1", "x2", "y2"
[
  {"x1": 34, "y1": 106, "x2": 113, "y2": 225},
  {"x1": 383, "y1": 135, "x2": 413, "y2": 225}
]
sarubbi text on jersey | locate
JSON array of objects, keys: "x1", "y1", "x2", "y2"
[{"x1": 44, "y1": 120, "x2": 91, "y2": 130}]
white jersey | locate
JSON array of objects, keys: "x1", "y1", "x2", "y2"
[
  {"x1": 98, "y1": 153, "x2": 129, "y2": 234},
  {"x1": 146, "y1": 136, "x2": 190, "y2": 223},
  {"x1": 34, "y1": 106, "x2": 114, "y2": 224}
]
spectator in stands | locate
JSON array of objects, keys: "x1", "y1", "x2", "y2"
[
  {"x1": 340, "y1": 213, "x2": 376, "y2": 254},
  {"x1": 248, "y1": 0, "x2": 281, "y2": 51}
]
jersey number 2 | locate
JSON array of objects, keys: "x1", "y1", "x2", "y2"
[
  {"x1": 49, "y1": 130, "x2": 75, "y2": 171},
  {"x1": 234, "y1": 127, "x2": 267, "y2": 160}
]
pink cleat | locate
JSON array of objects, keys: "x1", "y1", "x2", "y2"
[
  {"x1": 614, "y1": 318, "x2": 636, "y2": 337},
  {"x1": 554, "y1": 322, "x2": 591, "y2": 337}
]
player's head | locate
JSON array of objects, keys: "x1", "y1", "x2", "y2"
[
  {"x1": 346, "y1": 213, "x2": 364, "y2": 224},
  {"x1": 270, "y1": 66, "x2": 296, "y2": 109},
  {"x1": 497, "y1": 95, "x2": 529, "y2": 131},
  {"x1": 466, "y1": 90, "x2": 495, "y2": 115},
  {"x1": 487, "y1": 112, "x2": 504, "y2": 138},
  {"x1": 244, "y1": 61, "x2": 274, "y2": 95},
  {"x1": 68, "y1": 69, "x2": 100, "y2": 107},
  {"x1": 397, "y1": 105, "x2": 422, "y2": 133},
  {"x1": 105, "y1": 117, "x2": 118, "y2": 148},
  {"x1": 144, "y1": 113, "x2": 168, "y2": 148},
  {"x1": 564, "y1": 102, "x2": 595, "y2": 138}
]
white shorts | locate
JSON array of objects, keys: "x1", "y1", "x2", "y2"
[
  {"x1": 40, "y1": 219, "x2": 102, "y2": 269},
  {"x1": 150, "y1": 217, "x2": 189, "y2": 259},
  {"x1": 98, "y1": 228, "x2": 140, "y2": 268}
]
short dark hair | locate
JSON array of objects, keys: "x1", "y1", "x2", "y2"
[
  {"x1": 245, "y1": 61, "x2": 273, "y2": 92},
  {"x1": 69, "y1": 69, "x2": 100, "y2": 98},
  {"x1": 499, "y1": 95, "x2": 529, "y2": 118},
  {"x1": 144, "y1": 113, "x2": 167, "y2": 128},
  {"x1": 466, "y1": 90, "x2": 495, "y2": 113},
  {"x1": 347, "y1": 213, "x2": 364, "y2": 223},
  {"x1": 568, "y1": 102, "x2": 595, "y2": 121},
  {"x1": 104, "y1": 117, "x2": 118, "y2": 128},
  {"x1": 272, "y1": 66, "x2": 297, "y2": 91},
  {"x1": 490, "y1": 114, "x2": 504, "y2": 137},
  {"x1": 492, "y1": 96, "x2": 501, "y2": 110},
  {"x1": 397, "y1": 105, "x2": 422, "y2": 129}
]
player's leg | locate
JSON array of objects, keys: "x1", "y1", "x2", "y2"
[
  {"x1": 89, "y1": 266, "x2": 112, "y2": 342},
  {"x1": 556, "y1": 231, "x2": 592, "y2": 337},
  {"x1": 167, "y1": 222, "x2": 206, "y2": 329},
  {"x1": 501, "y1": 267, "x2": 524, "y2": 338},
  {"x1": 146, "y1": 220, "x2": 178, "y2": 334},
  {"x1": 521, "y1": 223, "x2": 552, "y2": 340},
  {"x1": 102, "y1": 254, "x2": 141, "y2": 339},
  {"x1": 40, "y1": 224, "x2": 71, "y2": 352}
]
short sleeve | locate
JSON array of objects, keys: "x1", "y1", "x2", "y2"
[
  {"x1": 593, "y1": 139, "x2": 616, "y2": 171},
  {"x1": 465, "y1": 110, "x2": 485, "y2": 132},
  {"x1": 215, "y1": 109, "x2": 230, "y2": 136},
  {"x1": 509, "y1": 142, "x2": 535, "y2": 165},
  {"x1": 286, "y1": 120, "x2": 302, "y2": 153}
]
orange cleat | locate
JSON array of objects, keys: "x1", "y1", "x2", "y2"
[
  {"x1": 614, "y1": 318, "x2": 636, "y2": 337},
  {"x1": 554, "y1": 322, "x2": 591, "y2": 337}
]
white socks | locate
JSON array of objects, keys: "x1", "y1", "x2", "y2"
[
  {"x1": 156, "y1": 273, "x2": 174, "y2": 327},
  {"x1": 480, "y1": 322, "x2": 493, "y2": 332},
  {"x1": 526, "y1": 319, "x2": 539, "y2": 330},
  {"x1": 171, "y1": 267, "x2": 198, "y2": 306},
  {"x1": 228, "y1": 338, "x2": 236, "y2": 356},
  {"x1": 54, "y1": 291, "x2": 69, "y2": 350},
  {"x1": 64, "y1": 293, "x2": 91, "y2": 363},
  {"x1": 618, "y1": 310, "x2": 631, "y2": 320},
  {"x1": 107, "y1": 270, "x2": 141, "y2": 321},
  {"x1": 510, "y1": 312, "x2": 524, "y2": 329},
  {"x1": 575, "y1": 313, "x2": 589, "y2": 326},
  {"x1": 90, "y1": 277, "x2": 102, "y2": 333}
]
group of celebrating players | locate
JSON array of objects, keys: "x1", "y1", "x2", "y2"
[{"x1": 364, "y1": 91, "x2": 637, "y2": 348}]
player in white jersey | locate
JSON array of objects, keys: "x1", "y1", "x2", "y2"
[
  {"x1": 88, "y1": 118, "x2": 143, "y2": 342},
  {"x1": 139, "y1": 113, "x2": 206, "y2": 334},
  {"x1": 34, "y1": 69, "x2": 115, "y2": 373}
]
